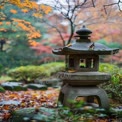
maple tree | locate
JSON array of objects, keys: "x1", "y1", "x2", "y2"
[
  {"x1": 0, "y1": 0, "x2": 52, "y2": 17},
  {"x1": 38, "y1": 0, "x2": 122, "y2": 47},
  {"x1": 0, "y1": 1, "x2": 52, "y2": 42},
  {"x1": 0, "y1": 0, "x2": 37, "y2": 9},
  {"x1": 0, "y1": 1, "x2": 53, "y2": 65},
  {"x1": 0, "y1": 16, "x2": 41, "y2": 49},
  {"x1": 36, "y1": 0, "x2": 122, "y2": 65},
  {"x1": 0, "y1": 1, "x2": 52, "y2": 49},
  {"x1": 0, "y1": 0, "x2": 121, "y2": 64},
  {"x1": 89, "y1": 23, "x2": 122, "y2": 43},
  {"x1": 0, "y1": 2, "x2": 53, "y2": 69}
]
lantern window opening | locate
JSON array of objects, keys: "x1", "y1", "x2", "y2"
[
  {"x1": 79, "y1": 58, "x2": 95, "y2": 69},
  {"x1": 76, "y1": 95, "x2": 100, "y2": 106},
  {"x1": 91, "y1": 59, "x2": 94, "y2": 68},
  {"x1": 79, "y1": 59, "x2": 86, "y2": 68}
]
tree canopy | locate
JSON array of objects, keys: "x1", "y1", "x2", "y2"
[{"x1": 38, "y1": 0, "x2": 122, "y2": 46}]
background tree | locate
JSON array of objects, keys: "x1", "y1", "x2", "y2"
[
  {"x1": 0, "y1": 1, "x2": 52, "y2": 50},
  {"x1": 0, "y1": 0, "x2": 122, "y2": 67},
  {"x1": 36, "y1": 0, "x2": 122, "y2": 66},
  {"x1": 37, "y1": 0, "x2": 122, "y2": 46},
  {"x1": 0, "y1": 1, "x2": 52, "y2": 73}
]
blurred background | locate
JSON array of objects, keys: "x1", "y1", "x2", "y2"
[{"x1": 0, "y1": 0, "x2": 122, "y2": 75}]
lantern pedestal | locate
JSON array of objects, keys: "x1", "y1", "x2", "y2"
[{"x1": 59, "y1": 84, "x2": 109, "y2": 109}]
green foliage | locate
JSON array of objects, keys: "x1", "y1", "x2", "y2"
[
  {"x1": 99, "y1": 63, "x2": 122, "y2": 84},
  {"x1": 7, "y1": 62, "x2": 65, "y2": 82},
  {"x1": 97, "y1": 39, "x2": 122, "y2": 49},
  {"x1": 0, "y1": 75, "x2": 12, "y2": 83},
  {"x1": 103, "y1": 83, "x2": 122, "y2": 103},
  {"x1": 110, "y1": 108, "x2": 122, "y2": 118},
  {"x1": 0, "y1": 37, "x2": 41, "y2": 74},
  {"x1": 0, "y1": 86, "x2": 5, "y2": 92},
  {"x1": 0, "y1": 64, "x2": 4, "y2": 74},
  {"x1": 12, "y1": 103, "x2": 122, "y2": 122},
  {"x1": 0, "y1": 4, "x2": 46, "y2": 41},
  {"x1": 99, "y1": 63, "x2": 122, "y2": 103},
  {"x1": 0, "y1": 4, "x2": 49, "y2": 74}
]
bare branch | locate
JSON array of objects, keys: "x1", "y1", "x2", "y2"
[
  {"x1": 42, "y1": 19, "x2": 66, "y2": 46},
  {"x1": 92, "y1": 0, "x2": 95, "y2": 7},
  {"x1": 54, "y1": 27, "x2": 66, "y2": 46},
  {"x1": 75, "y1": 16, "x2": 93, "y2": 27},
  {"x1": 40, "y1": 0, "x2": 121, "y2": 46},
  {"x1": 104, "y1": 0, "x2": 122, "y2": 14}
]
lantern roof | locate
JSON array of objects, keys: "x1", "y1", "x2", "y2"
[{"x1": 52, "y1": 26, "x2": 119, "y2": 55}]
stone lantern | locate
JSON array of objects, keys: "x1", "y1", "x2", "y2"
[{"x1": 52, "y1": 25, "x2": 119, "y2": 109}]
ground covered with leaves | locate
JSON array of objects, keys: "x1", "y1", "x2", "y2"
[
  {"x1": 0, "y1": 88, "x2": 59, "y2": 121},
  {"x1": 0, "y1": 87, "x2": 122, "y2": 122}
]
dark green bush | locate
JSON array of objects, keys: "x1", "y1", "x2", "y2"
[
  {"x1": 99, "y1": 63, "x2": 122, "y2": 103},
  {"x1": 0, "y1": 86, "x2": 5, "y2": 92},
  {"x1": 7, "y1": 62, "x2": 65, "y2": 82},
  {"x1": 99, "y1": 63, "x2": 122, "y2": 84}
]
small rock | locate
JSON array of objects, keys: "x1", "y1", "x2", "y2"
[
  {"x1": 1, "y1": 82, "x2": 26, "y2": 91},
  {"x1": 44, "y1": 78, "x2": 62, "y2": 87},
  {"x1": 27, "y1": 84, "x2": 47, "y2": 90}
]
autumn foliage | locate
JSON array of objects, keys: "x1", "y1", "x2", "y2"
[
  {"x1": 0, "y1": 0, "x2": 53, "y2": 59},
  {"x1": 0, "y1": 88, "x2": 59, "y2": 120},
  {"x1": 0, "y1": 0, "x2": 52, "y2": 16},
  {"x1": 0, "y1": 18, "x2": 41, "y2": 45}
]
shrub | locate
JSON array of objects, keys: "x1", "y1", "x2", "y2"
[
  {"x1": 99, "y1": 63, "x2": 122, "y2": 84},
  {"x1": 99, "y1": 63, "x2": 122, "y2": 103},
  {"x1": 0, "y1": 86, "x2": 5, "y2": 92},
  {"x1": 7, "y1": 62, "x2": 65, "y2": 83}
]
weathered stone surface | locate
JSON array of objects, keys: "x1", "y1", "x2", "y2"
[
  {"x1": 44, "y1": 78, "x2": 62, "y2": 87},
  {"x1": 58, "y1": 71, "x2": 111, "y2": 85},
  {"x1": 35, "y1": 78, "x2": 62, "y2": 87},
  {"x1": 1, "y1": 82, "x2": 27, "y2": 91},
  {"x1": 26, "y1": 84, "x2": 47, "y2": 90}
]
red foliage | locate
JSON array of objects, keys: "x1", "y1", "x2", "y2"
[
  {"x1": 31, "y1": 43, "x2": 52, "y2": 55},
  {"x1": 90, "y1": 24, "x2": 121, "y2": 42},
  {"x1": 104, "y1": 50, "x2": 122, "y2": 64},
  {"x1": 49, "y1": 33, "x2": 72, "y2": 46}
]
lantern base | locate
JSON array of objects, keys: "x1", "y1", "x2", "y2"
[
  {"x1": 58, "y1": 84, "x2": 109, "y2": 109},
  {"x1": 58, "y1": 71, "x2": 111, "y2": 86}
]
